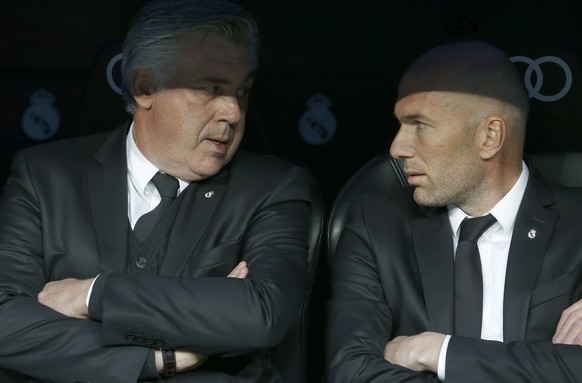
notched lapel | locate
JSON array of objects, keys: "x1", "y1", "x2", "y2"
[
  {"x1": 413, "y1": 211, "x2": 455, "y2": 334},
  {"x1": 87, "y1": 125, "x2": 130, "y2": 273},
  {"x1": 160, "y1": 170, "x2": 228, "y2": 275},
  {"x1": 503, "y1": 184, "x2": 556, "y2": 342}
]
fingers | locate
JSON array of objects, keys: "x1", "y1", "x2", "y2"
[
  {"x1": 384, "y1": 336, "x2": 406, "y2": 363},
  {"x1": 227, "y1": 261, "x2": 248, "y2": 279},
  {"x1": 553, "y1": 300, "x2": 582, "y2": 345},
  {"x1": 175, "y1": 349, "x2": 208, "y2": 372},
  {"x1": 384, "y1": 333, "x2": 443, "y2": 373},
  {"x1": 37, "y1": 278, "x2": 93, "y2": 319}
]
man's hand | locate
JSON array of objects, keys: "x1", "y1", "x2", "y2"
[
  {"x1": 37, "y1": 277, "x2": 94, "y2": 318},
  {"x1": 384, "y1": 332, "x2": 445, "y2": 373},
  {"x1": 228, "y1": 261, "x2": 248, "y2": 278},
  {"x1": 553, "y1": 300, "x2": 582, "y2": 345}
]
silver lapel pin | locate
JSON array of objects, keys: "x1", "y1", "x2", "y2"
[
  {"x1": 204, "y1": 190, "x2": 215, "y2": 199},
  {"x1": 528, "y1": 229, "x2": 536, "y2": 239}
]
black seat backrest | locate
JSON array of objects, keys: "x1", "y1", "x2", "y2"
[
  {"x1": 326, "y1": 154, "x2": 407, "y2": 263},
  {"x1": 528, "y1": 152, "x2": 582, "y2": 192},
  {"x1": 272, "y1": 171, "x2": 325, "y2": 382}
]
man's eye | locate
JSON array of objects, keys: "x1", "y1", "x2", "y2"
[
  {"x1": 202, "y1": 86, "x2": 219, "y2": 94},
  {"x1": 236, "y1": 88, "x2": 250, "y2": 98},
  {"x1": 417, "y1": 121, "x2": 430, "y2": 129}
]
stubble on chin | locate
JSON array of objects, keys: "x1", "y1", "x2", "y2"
[{"x1": 413, "y1": 187, "x2": 447, "y2": 208}]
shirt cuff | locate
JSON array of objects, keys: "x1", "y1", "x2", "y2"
[
  {"x1": 437, "y1": 334, "x2": 451, "y2": 381},
  {"x1": 87, "y1": 272, "x2": 109, "y2": 321},
  {"x1": 85, "y1": 274, "x2": 99, "y2": 308}
]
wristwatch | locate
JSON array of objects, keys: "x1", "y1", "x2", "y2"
[{"x1": 160, "y1": 348, "x2": 176, "y2": 378}]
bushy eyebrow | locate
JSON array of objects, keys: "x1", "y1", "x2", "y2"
[
  {"x1": 197, "y1": 71, "x2": 256, "y2": 85},
  {"x1": 394, "y1": 110, "x2": 440, "y2": 127},
  {"x1": 395, "y1": 112, "x2": 423, "y2": 123}
]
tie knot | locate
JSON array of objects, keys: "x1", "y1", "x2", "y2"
[
  {"x1": 459, "y1": 214, "x2": 496, "y2": 243},
  {"x1": 152, "y1": 172, "x2": 179, "y2": 200}
]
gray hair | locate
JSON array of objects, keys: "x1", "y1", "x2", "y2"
[{"x1": 121, "y1": 0, "x2": 259, "y2": 115}]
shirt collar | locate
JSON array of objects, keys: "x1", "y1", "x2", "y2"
[
  {"x1": 448, "y1": 161, "x2": 529, "y2": 238},
  {"x1": 126, "y1": 122, "x2": 191, "y2": 195},
  {"x1": 126, "y1": 122, "x2": 159, "y2": 196}
]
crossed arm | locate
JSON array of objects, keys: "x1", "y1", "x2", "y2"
[
  {"x1": 384, "y1": 287, "x2": 582, "y2": 374},
  {"x1": 37, "y1": 261, "x2": 250, "y2": 374}
]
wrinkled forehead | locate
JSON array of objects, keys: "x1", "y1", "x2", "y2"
[
  {"x1": 175, "y1": 29, "x2": 257, "y2": 71},
  {"x1": 394, "y1": 89, "x2": 479, "y2": 123}
]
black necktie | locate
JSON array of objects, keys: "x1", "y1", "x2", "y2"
[
  {"x1": 454, "y1": 213, "x2": 497, "y2": 337},
  {"x1": 133, "y1": 172, "x2": 179, "y2": 243}
]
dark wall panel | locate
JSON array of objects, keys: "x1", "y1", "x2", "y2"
[{"x1": 1, "y1": 1, "x2": 579, "y2": 207}]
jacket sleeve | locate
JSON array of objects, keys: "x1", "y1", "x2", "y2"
[
  {"x1": 94, "y1": 164, "x2": 311, "y2": 355},
  {"x1": 325, "y1": 197, "x2": 440, "y2": 382},
  {"x1": 0, "y1": 150, "x2": 150, "y2": 382},
  {"x1": 445, "y1": 336, "x2": 582, "y2": 382}
]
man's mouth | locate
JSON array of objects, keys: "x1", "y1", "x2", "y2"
[
  {"x1": 206, "y1": 137, "x2": 229, "y2": 153},
  {"x1": 405, "y1": 170, "x2": 425, "y2": 185}
]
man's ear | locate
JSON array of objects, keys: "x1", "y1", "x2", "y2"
[
  {"x1": 479, "y1": 117, "x2": 505, "y2": 160},
  {"x1": 132, "y1": 68, "x2": 155, "y2": 110}
]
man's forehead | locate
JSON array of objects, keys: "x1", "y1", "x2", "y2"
[{"x1": 181, "y1": 32, "x2": 255, "y2": 66}]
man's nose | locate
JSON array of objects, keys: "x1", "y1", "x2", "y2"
[
  {"x1": 389, "y1": 127, "x2": 414, "y2": 159},
  {"x1": 215, "y1": 96, "x2": 242, "y2": 124}
]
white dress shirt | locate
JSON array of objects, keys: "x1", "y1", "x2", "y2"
[
  {"x1": 126, "y1": 122, "x2": 189, "y2": 228},
  {"x1": 437, "y1": 161, "x2": 529, "y2": 381},
  {"x1": 86, "y1": 122, "x2": 189, "y2": 306}
]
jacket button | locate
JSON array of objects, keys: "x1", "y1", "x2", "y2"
[{"x1": 135, "y1": 257, "x2": 148, "y2": 268}]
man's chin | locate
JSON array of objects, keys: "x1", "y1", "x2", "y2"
[
  {"x1": 189, "y1": 158, "x2": 231, "y2": 181},
  {"x1": 412, "y1": 189, "x2": 440, "y2": 207}
]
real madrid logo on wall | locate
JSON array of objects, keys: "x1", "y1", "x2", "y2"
[
  {"x1": 298, "y1": 93, "x2": 337, "y2": 145},
  {"x1": 21, "y1": 89, "x2": 61, "y2": 141},
  {"x1": 107, "y1": 52, "x2": 123, "y2": 95}
]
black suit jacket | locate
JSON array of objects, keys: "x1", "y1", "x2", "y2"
[
  {"x1": 0, "y1": 124, "x2": 312, "y2": 382},
  {"x1": 326, "y1": 166, "x2": 582, "y2": 382}
]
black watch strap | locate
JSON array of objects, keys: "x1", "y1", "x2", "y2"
[{"x1": 160, "y1": 349, "x2": 176, "y2": 378}]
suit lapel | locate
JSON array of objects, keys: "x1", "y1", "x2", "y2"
[
  {"x1": 503, "y1": 169, "x2": 556, "y2": 342},
  {"x1": 159, "y1": 168, "x2": 229, "y2": 275},
  {"x1": 413, "y1": 208, "x2": 456, "y2": 334},
  {"x1": 87, "y1": 124, "x2": 130, "y2": 273}
]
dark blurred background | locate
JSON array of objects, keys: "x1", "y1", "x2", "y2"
[{"x1": 1, "y1": 1, "x2": 580, "y2": 381}]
